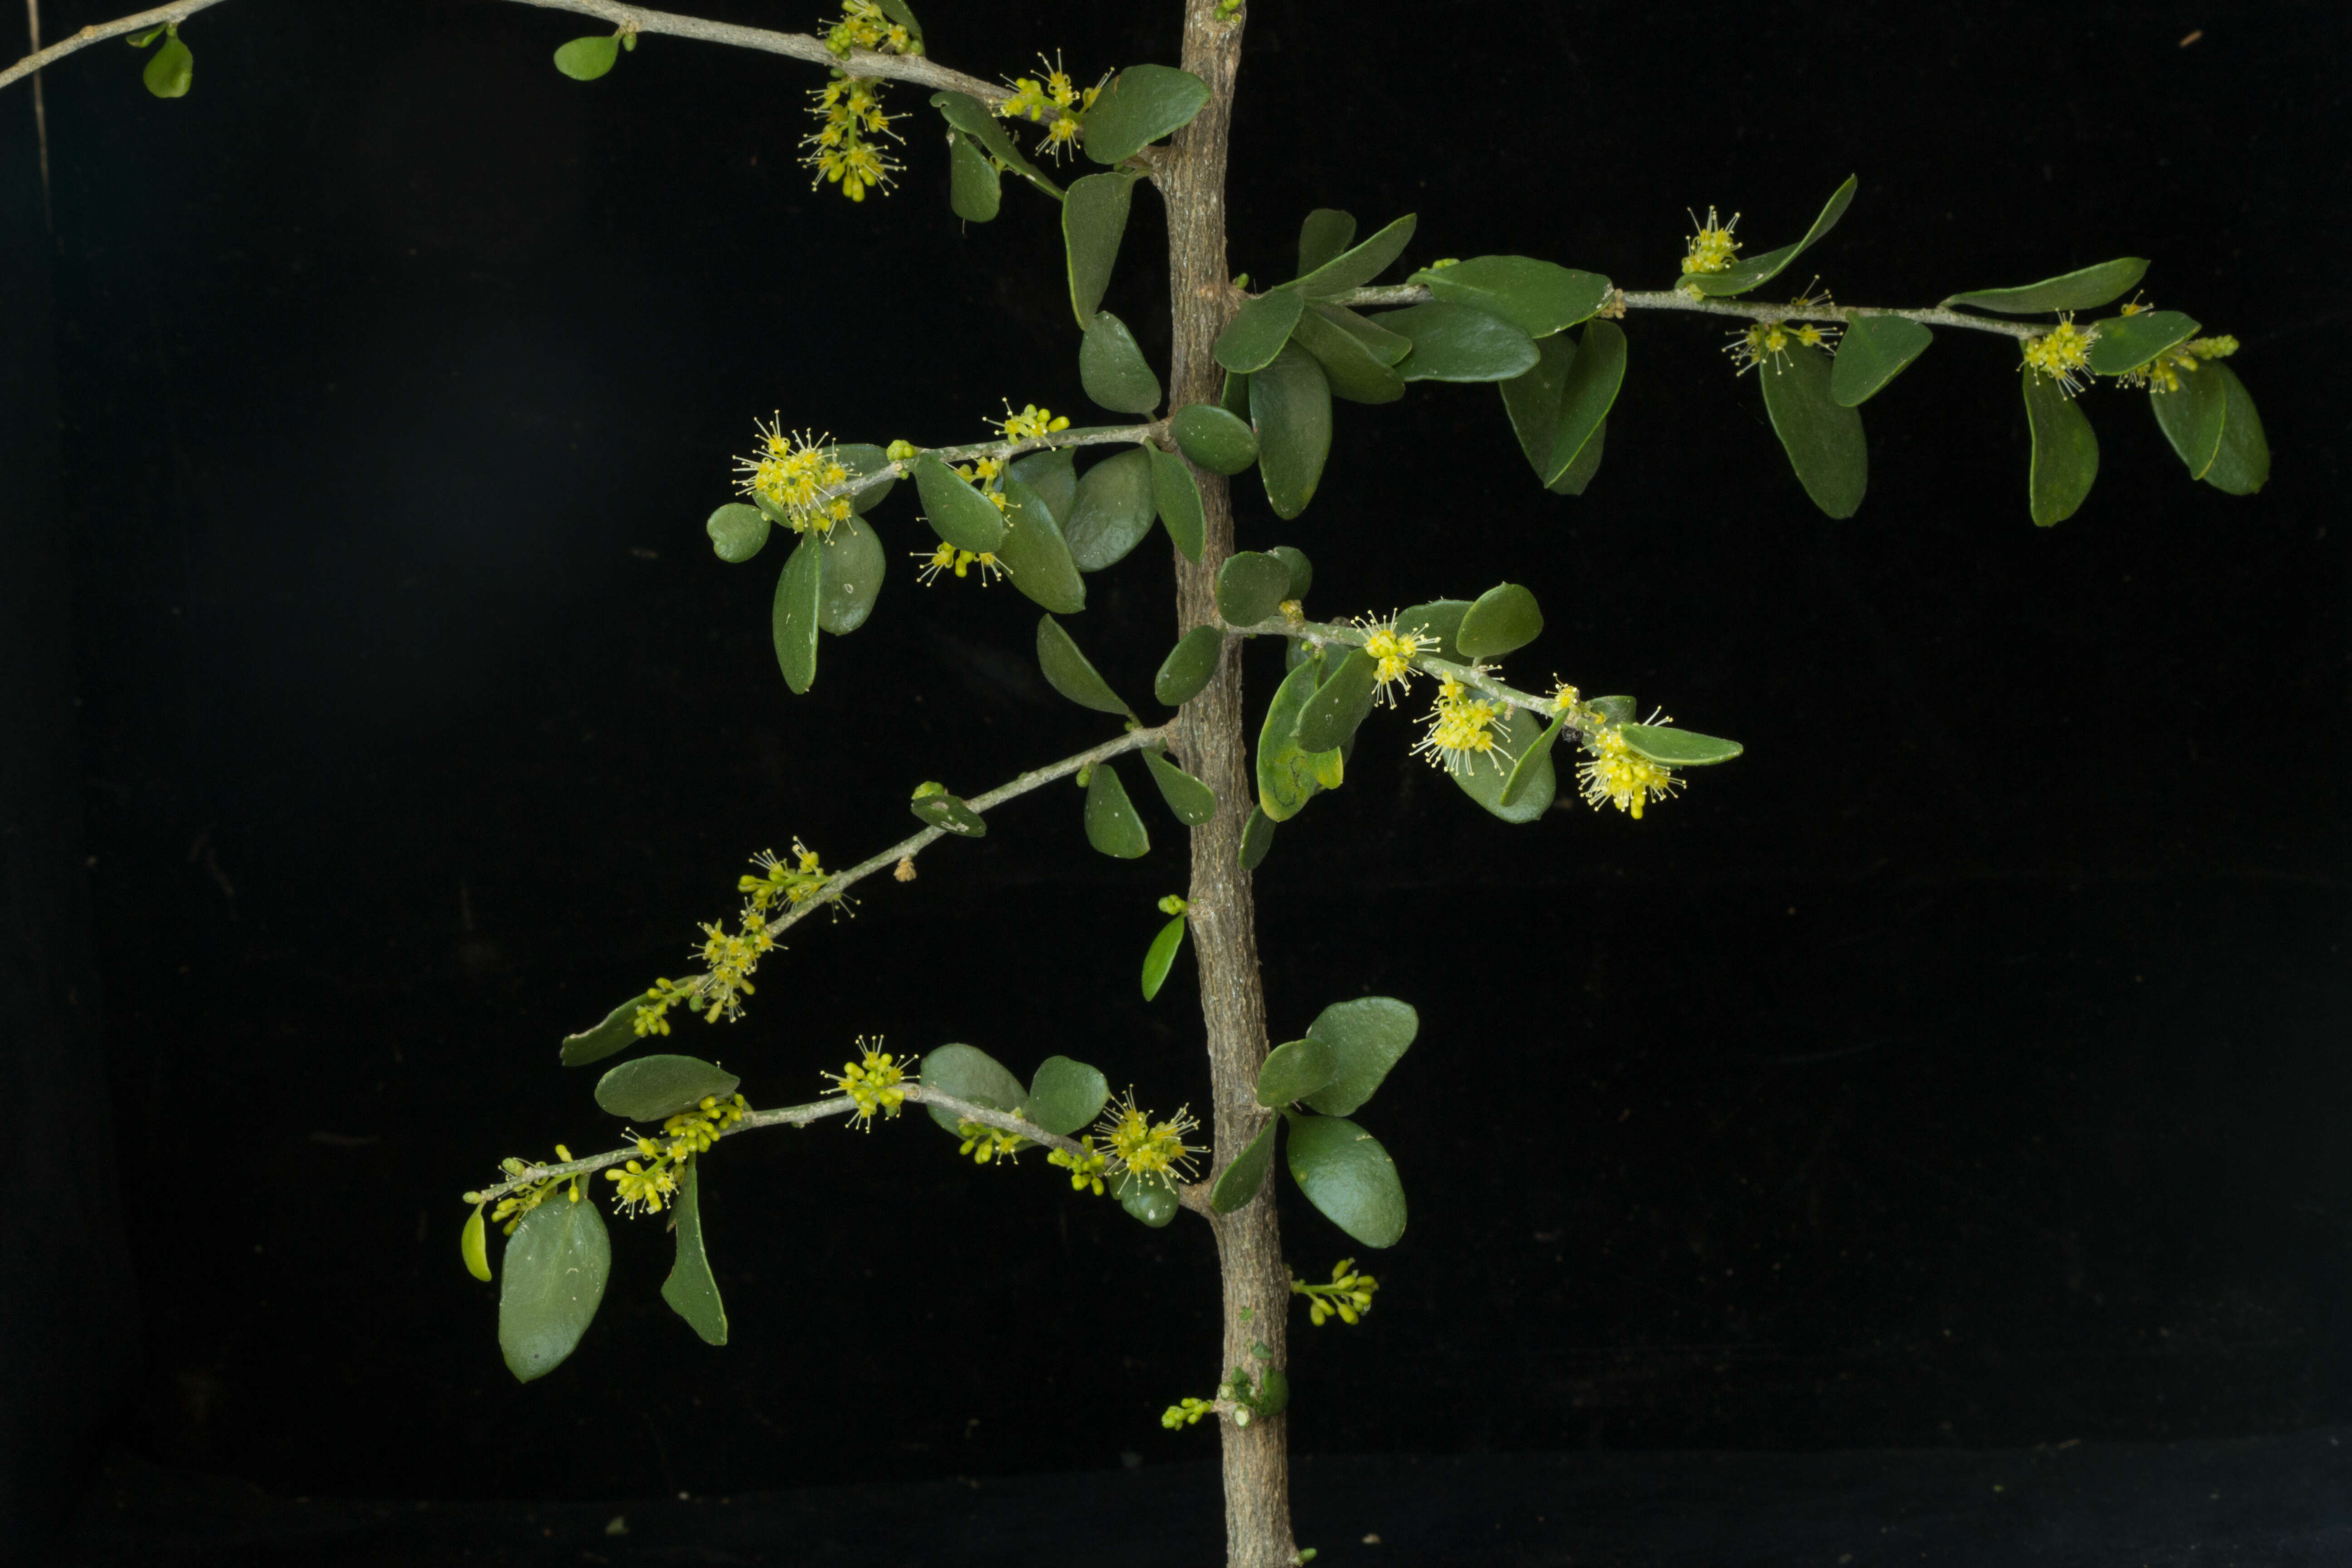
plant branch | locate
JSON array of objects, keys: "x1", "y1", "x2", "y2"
[
  {"x1": 819, "y1": 420, "x2": 1166, "y2": 509},
  {"x1": 1338, "y1": 283, "x2": 2044, "y2": 340},
  {"x1": 1225, "y1": 612, "x2": 1604, "y2": 734},
  {"x1": 0, "y1": 0, "x2": 223, "y2": 92}
]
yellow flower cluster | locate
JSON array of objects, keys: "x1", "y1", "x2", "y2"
[
  {"x1": 2021, "y1": 314, "x2": 2098, "y2": 396},
  {"x1": 1681, "y1": 206, "x2": 1741, "y2": 276},
  {"x1": 1411, "y1": 677, "x2": 1508, "y2": 776},
  {"x1": 633, "y1": 844, "x2": 830, "y2": 1037},
  {"x1": 1161, "y1": 1396, "x2": 1218, "y2": 1430},
  {"x1": 602, "y1": 1094, "x2": 750, "y2": 1216},
  {"x1": 1000, "y1": 55, "x2": 1101, "y2": 158},
  {"x1": 1727, "y1": 318, "x2": 1838, "y2": 376},
  {"x1": 823, "y1": 1036, "x2": 916, "y2": 1128},
  {"x1": 1576, "y1": 727, "x2": 1684, "y2": 819},
  {"x1": 824, "y1": 0, "x2": 919, "y2": 57},
  {"x1": 956, "y1": 1118, "x2": 1030, "y2": 1164},
  {"x1": 915, "y1": 541, "x2": 1008, "y2": 586},
  {"x1": 2128, "y1": 333, "x2": 2239, "y2": 395},
  {"x1": 488, "y1": 1146, "x2": 581, "y2": 1235},
  {"x1": 1292, "y1": 1258, "x2": 1380, "y2": 1326},
  {"x1": 1356, "y1": 616, "x2": 1439, "y2": 706},
  {"x1": 804, "y1": 4, "x2": 919, "y2": 201},
  {"x1": 1048, "y1": 1135, "x2": 1110, "y2": 1196},
  {"x1": 737, "y1": 419, "x2": 855, "y2": 535},
  {"x1": 996, "y1": 402, "x2": 1072, "y2": 442},
  {"x1": 1097, "y1": 1092, "x2": 1201, "y2": 1189}
]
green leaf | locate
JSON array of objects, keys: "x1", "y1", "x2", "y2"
[
  {"x1": 143, "y1": 33, "x2": 194, "y2": 98},
  {"x1": 1500, "y1": 711, "x2": 1567, "y2": 808},
  {"x1": 1257, "y1": 1038, "x2": 1338, "y2": 1107},
  {"x1": 1539, "y1": 320, "x2": 1626, "y2": 487},
  {"x1": 1380, "y1": 302, "x2": 1539, "y2": 383},
  {"x1": 912, "y1": 452, "x2": 1006, "y2": 554},
  {"x1": 461, "y1": 1206, "x2": 492, "y2": 1282},
  {"x1": 1064, "y1": 447, "x2": 1158, "y2": 571},
  {"x1": 596, "y1": 1054, "x2": 741, "y2": 1122},
  {"x1": 128, "y1": 25, "x2": 167, "y2": 46},
  {"x1": 2200, "y1": 364, "x2": 2269, "y2": 495},
  {"x1": 1682, "y1": 175, "x2": 1856, "y2": 298},
  {"x1": 1005, "y1": 446, "x2": 1075, "y2": 524},
  {"x1": 1270, "y1": 546, "x2": 1313, "y2": 598},
  {"x1": 1830, "y1": 314, "x2": 1934, "y2": 407},
  {"x1": 1945, "y1": 258, "x2": 2148, "y2": 315},
  {"x1": 2084, "y1": 309, "x2": 2200, "y2": 377},
  {"x1": 2023, "y1": 369, "x2": 2099, "y2": 526},
  {"x1": 1239, "y1": 805, "x2": 1277, "y2": 871},
  {"x1": 772, "y1": 537, "x2": 822, "y2": 694},
  {"x1": 499, "y1": 1191, "x2": 610, "y2": 1382},
  {"x1": 1141, "y1": 915, "x2": 1187, "y2": 1002},
  {"x1": 1147, "y1": 446, "x2": 1206, "y2": 561},
  {"x1": 1079, "y1": 311, "x2": 1163, "y2": 414},
  {"x1": 1499, "y1": 334, "x2": 1573, "y2": 480},
  {"x1": 1217, "y1": 551, "x2": 1294, "y2": 626},
  {"x1": 947, "y1": 132, "x2": 1002, "y2": 223},
  {"x1": 1295, "y1": 649, "x2": 1378, "y2": 754},
  {"x1": 553, "y1": 35, "x2": 619, "y2": 83},
  {"x1": 830, "y1": 444, "x2": 898, "y2": 516},
  {"x1": 1309, "y1": 302, "x2": 1412, "y2": 366},
  {"x1": 1172, "y1": 404, "x2": 1259, "y2": 475},
  {"x1": 921, "y1": 1043, "x2": 1027, "y2": 1132},
  {"x1": 1302, "y1": 997, "x2": 1417, "y2": 1117},
  {"x1": 706, "y1": 503, "x2": 772, "y2": 564},
  {"x1": 1549, "y1": 419, "x2": 1605, "y2": 495},
  {"x1": 2149, "y1": 364, "x2": 2227, "y2": 479},
  {"x1": 1298, "y1": 210, "x2": 1357, "y2": 277},
  {"x1": 1284, "y1": 213, "x2": 1417, "y2": 298},
  {"x1": 1291, "y1": 303, "x2": 1406, "y2": 404},
  {"x1": 1221, "y1": 369, "x2": 1251, "y2": 419},
  {"x1": 1619, "y1": 724, "x2": 1744, "y2": 765},
  {"x1": 910, "y1": 782, "x2": 988, "y2": 838},
  {"x1": 816, "y1": 513, "x2": 887, "y2": 635},
  {"x1": 561, "y1": 997, "x2": 646, "y2": 1068},
  {"x1": 1084, "y1": 761, "x2": 1150, "y2": 859},
  {"x1": 1113, "y1": 1170, "x2": 1181, "y2": 1227},
  {"x1": 1035, "y1": 615, "x2": 1131, "y2": 716},
  {"x1": 1063, "y1": 172, "x2": 1138, "y2": 330},
  {"x1": 931, "y1": 91, "x2": 1059, "y2": 198},
  {"x1": 1455, "y1": 583, "x2": 1544, "y2": 659},
  {"x1": 1394, "y1": 599, "x2": 1471, "y2": 662},
  {"x1": 1214, "y1": 290, "x2": 1307, "y2": 375},
  {"x1": 1251, "y1": 344, "x2": 1333, "y2": 520},
  {"x1": 1256, "y1": 659, "x2": 1342, "y2": 822},
  {"x1": 1080, "y1": 64, "x2": 1210, "y2": 166},
  {"x1": 1285, "y1": 1114, "x2": 1406, "y2": 1249},
  {"x1": 1448, "y1": 701, "x2": 1554, "y2": 823},
  {"x1": 660, "y1": 1160, "x2": 728, "y2": 1347},
  {"x1": 1026, "y1": 1056, "x2": 1109, "y2": 1135},
  {"x1": 1143, "y1": 748, "x2": 1218, "y2": 826},
  {"x1": 1408, "y1": 257, "x2": 1612, "y2": 339},
  {"x1": 1211, "y1": 1117, "x2": 1279, "y2": 1213},
  {"x1": 997, "y1": 480, "x2": 1087, "y2": 614},
  {"x1": 1759, "y1": 341, "x2": 1869, "y2": 519},
  {"x1": 1588, "y1": 695, "x2": 1638, "y2": 725},
  {"x1": 1155, "y1": 625, "x2": 1225, "y2": 707},
  {"x1": 876, "y1": 0, "x2": 924, "y2": 43}
]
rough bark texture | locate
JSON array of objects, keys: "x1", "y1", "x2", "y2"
[{"x1": 1159, "y1": 5, "x2": 1294, "y2": 1566}]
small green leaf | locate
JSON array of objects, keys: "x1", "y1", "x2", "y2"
[
  {"x1": 706, "y1": 503, "x2": 771, "y2": 564},
  {"x1": 1499, "y1": 711, "x2": 1567, "y2": 808},
  {"x1": 1035, "y1": 615, "x2": 1131, "y2": 716},
  {"x1": 1759, "y1": 341, "x2": 1869, "y2": 519},
  {"x1": 2149, "y1": 366, "x2": 2227, "y2": 480},
  {"x1": 1027, "y1": 1056, "x2": 1110, "y2": 1135},
  {"x1": 1155, "y1": 625, "x2": 1225, "y2": 706},
  {"x1": 1291, "y1": 304, "x2": 1406, "y2": 404},
  {"x1": 1549, "y1": 419, "x2": 1606, "y2": 495},
  {"x1": 1298, "y1": 210, "x2": 1357, "y2": 277},
  {"x1": 1619, "y1": 724, "x2": 1744, "y2": 765},
  {"x1": 1217, "y1": 551, "x2": 1294, "y2": 626},
  {"x1": 931, "y1": 91, "x2": 1059, "y2": 198},
  {"x1": 1144, "y1": 749, "x2": 1218, "y2": 826},
  {"x1": 912, "y1": 452, "x2": 1006, "y2": 554},
  {"x1": 1455, "y1": 583, "x2": 1544, "y2": 659},
  {"x1": 1114, "y1": 1170, "x2": 1181, "y2": 1227},
  {"x1": 876, "y1": 0, "x2": 924, "y2": 43},
  {"x1": 561, "y1": 997, "x2": 647, "y2": 1068},
  {"x1": 1302, "y1": 997, "x2": 1417, "y2": 1117},
  {"x1": 2084, "y1": 309, "x2": 2200, "y2": 377},
  {"x1": 1295, "y1": 649, "x2": 1378, "y2": 754},
  {"x1": 1006, "y1": 446, "x2": 1075, "y2": 524},
  {"x1": 1221, "y1": 369, "x2": 1251, "y2": 419},
  {"x1": 772, "y1": 537, "x2": 822, "y2": 694},
  {"x1": 1270, "y1": 546, "x2": 1313, "y2": 598},
  {"x1": 1499, "y1": 334, "x2": 1573, "y2": 480},
  {"x1": 1285, "y1": 1114, "x2": 1406, "y2": 1249},
  {"x1": 922, "y1": 1044, "x2": 1027, "y2": 1132},
  {"x1": 1683, "y1": 175, "x2": 1857, "y2": 298},
  {"x1": 142, "y1": 33, "x2": 194, "y2": 98},
  {"x1": 1310, "y1": 302, "x2": 1412, "y2": 366},
  {"x1": 1945, "y1": 258, "x2": 2148, "y2": 315},
  {"x1": 1830, "y1": 315, "x2": 1934, "y2": 407},
  {"x1": 1064, "y1": 447, "x2": 1158, "y2": 571},
  {"x1": 816, "y1": 513, "x2": 887, "y2": 635},
  {"x1": 910, "y1": 783, "x2": 988, "y2": 838},
  {"x1": 553, "y1": 35, "x2": 619, "y2": 83},
  {"x1": 2023, "y1": 369, "x2": 2099, "y2": 526},
  {"x1": 1394, "y1": 599, "x2": 1471, "y2": 662},
  {"x1": 1449, "y1": 701, "x2": 1553, "y2": 823},
  {"x1": 1147, "y1": 446, "x2": 1206, "y2": 561},
  {"x1": 500, "y1": 1191, "x2": 610, "y2": 1382},
  {"x1": 1256, "y1": 658, "x2": 1341, "y2": 822},
  {"x1": 997, "y1": 480, "x2": 1087, "y2": 614},
  {"x1": 127, "y1": 25, "x2": 167, "y2": 46},
  {"x1": 1380, "y1": 302, "x2": 1539, "y2": 383},
  {"x1": 1064, "y1": 172, "x2": 1139, "y2": 330},
  {"x1": 1239, "y1": 805, "x2": 1276, "y2": 871},
  {"x1": 1408, "y1": 257, "x2": 1613, "y2": 339},
  {"x1": 1214, "y1": 290, "x2": 1307, "y2": 375},
  {"x1": 1211, "y1": 1117, "x2": 1279, "y2": 1213},
  {"x1": 1257, "y1": 1038, "x2": 1338, "y2": 1107},
  {"x1": 1079, "y1": 311, "x2": 1164, "y2": 414},
  {"x1": 1080, "y1": 64, "x2": 1211, "y2": 165},
  {"x1": 1172, "y1": 404, "x2": 1259, "y2": 475},
  {"x1": 660, "y1": 1160, "x2": 728, "y2": 1347},
  {"x1": 947, "y1": 132, "x2": 1002, "y2": 223},
  {"x1": 596, "y1": 1054, "x2": 741, "y2": 1122},
  {"x1": 2199, "y1": 364, "x2": 2268, "y2": 495},
  {"x1": 1141, "y1": 915, "x2": 1187, "y2": 1002},
  {"x1": 1084, "y1": 761, "x2": 1151, "y2": 859},
  {"x1": 1283, "y1": 213, "x2": 1417, "y2": 298},
  {"x1": 1542, "y1": 320, "x2": 1626, "y2": 486},
  {"x1": 1251, "y1": 344, "x2": 1333, "y2": 520},
  {"x1": 461, "y1": 1206, "x2": 492, "y2": 1283}
]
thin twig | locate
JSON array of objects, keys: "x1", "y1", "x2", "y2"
[
  {"x1": 0, "y1": 0, "x2": 223, "y2": 92},
  {"x1": 821, "y1": 419, "x2": 1167, "y2": 508},
  {"x1": 1224, "y1": 612, "x2": 1601, "y2": 733},
  {"x1": 1338, "y1": 283, "x2": 2043, "y2": 340}
]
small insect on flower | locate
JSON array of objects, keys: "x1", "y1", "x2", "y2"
[
  {"x1": 2020, "y1": 313, "x2": 2099, "y2": 397},
  {"x1": 1411, "y1": 677, "x2": 1511, "y2": 776},
  {"x1": 1095, "y1": 1091, "x2": 1202, "y2": 1189},
  {"x1": 1576, "y1": 725, "x2": 1684, "y2": 820},
  {"x1": 1681, "y1": 206, "x2": 1741, "y2": 276},
  {"x1": 823, "y1": 1036, "x2": 916, "y2": 1127}
]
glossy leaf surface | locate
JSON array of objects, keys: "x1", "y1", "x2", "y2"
[
  {"x1": 1141, "y1": 915, "x2": 1187, "y2": 1002},
  {"x1": 1036, "y1": 615, "x2": 1130, "y2": 716},
  {"x1": 1079, "y1": 311, "x2": 1163, "y2": 413},
  {"x1": 1144, "y1": 749, "x2": 1217, "y2": 825},
  {"x1": 1147, "y1": 446, "x2": 1206, "y2": 561},
  {"x1": 1114, "y1": 1171, "x2": 1180, "y2": 1228},
  {"x1": 1455, "y1": 583, "x2": 1544, "y2": 659},
  {"x1": 1291, "y1": 304, "x2": 1406, "y2": 403},
  {"x1": 913, "y1": 452, "x2": 1006, "y2": 554},
  {"x1": 1945, "y1": 258, "x2": 2148, "y2": 314},
  {"x1": 1284, "y1": 213, "x2": 1417, "y2": 297},
  {"x1": 1063, "y1": 172, "x2": 1137, "y2": 329},
  {"x1": 660, "y1": 1160, "x2": 728, "y2": 1346},
  {"x1": 1382, "y1": 302, "x2": 1539, "y2": 382},
  {"x1": 1214, "y1": 289, "x2": 1307, "y2": 374},
  {"x1": 1064, "y1": 448, "x2": 1158, "y2": 571},
  {"x1": 2084, "y1": 309, "x2": 2200, "y2": 377},
  {"x1": 1211, "y1": 1118, "x2": 1279, "y2": 1214},
  {"x1": 1830, "y1": 314, "x2": 1934, "y2": 407},
  {"x1": 1084, "y1": 762, "x2": 1150, "y2": 858},
  {"x1": 947, "y1": 132, "x2": 1001, "y2": 222},
  {"x1": 500, "y1": 1194, "x2": 610, "y2": 1382},
  {"x1": 1250, "y1": 345, "x2": 1333, "y2": 519},
  {"x1": 1297, "y1": 209, "x2": 1357, "y2": 277},
  {"x1": 596, "y1": 1054, "x2": 741, "y2": 1122},
  {"x1": 706, "y1": 504, "x2": 770, "y2": 564},
  {"x1": 1619, "y1": 724, "x2": 1744, "y2": 765},
  {"x1": 1171, "y1": 404, "x2": 1259, "y2": 475},
  {"x1": 1217, "y1": 551, "x2": 1294, "y2": 627},
  {"x1": 1295, "y1": 649, "x2": 1378, "y2": 754},
  {"x1": 1286, "y1": 1115, "x2": 1406, "y2": 1249},
  {"x1": 1759, "y1": 341, "x2": 1868, "y2": 519},
  {"x1": 816, "y1": 514, "x2": 887, "y2": 635},
  {"x1": 1081, "y1": 64, "x2": 1211, "y2": 165},
  {"x1": 561, "y1": 997, "x2": 646, "y2": 1068},
  {"x1": 1683, "y1": 176, "x2": 1856, "y2": 298},
  {"x1": 1155, "y1": 625, "x2": 1225, "y2": 706},
  {"x1": 998, "y1": 480, "x2": 1086, "y2": 613},
  {"x1": 1027, "y1": 1056, "x2": 1110, "y2": 1136},
  {"x1": 2023, "y1": 370, "x2": 2099, "y2": 526},
  {"x1": 2200, "y1": 365, "x2": 2269, "y2": 495},
  {"x1": 1257, "y1": 1038, "x2": 1338, "y2": 1107},
  {"x1": 1302, "y1": 997, "x2": 1418, "y2": 1117},
  {"x1": 1449, "y1": 701, "x2": 1553, "y2": 823},
  {"x1": 771, "y1": 538, "x2": 822, "y2": 694},
  {"x1": 1239, "y1": 806, "x2": 1276, "y2": 871},
  {"x1": 1409, "y1": 257, "x2": 1612, "y2": 338}
]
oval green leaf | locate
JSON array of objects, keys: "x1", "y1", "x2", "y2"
[
  {"x1": 562, "y1": 996, "x2": 647, "y2": 1068},
  {"x1": 1064, "y1": 172, "x2": 1138, "y2": 330},
  {"x1": 1036, "y1": 614, "x2": 1130, "y2": 716},
  {"x1": 772, "y1": 537, "x2": 822, "y2": 694},
  {"x1": 998, "y1": 480, "x2": 1087, "y2": 613},
  {"x1": 1381, "y1": 302, "x2": 1539, "y2": 383},
  {"x1": 499, "y1": 1193, "x2": 610, "y2": 1382},
  {"x1": 1302, "y1": 997, "x2": 1418, "y2": 1117},
  {"x1": 1284, "y1": 213, "x2": 1417, "y2": 298},
  {"x1": 1172, "y1": 403, "x2": 1259, "y2": 475},
  {"x1": 1311, "y1": 302, "x2": 1412, "y2": 366},
  {"x1": 1080, "y1": 64, "x2": 1211, "y2": 166},
  {"x1": 461, "y1": 1206, "x2": 492, "y2": 1282},
  {"x1": 1064, "y1": 447, "x2": 1158, "y2": 571},
  {"x1": 1140, "y1": 915, "x2": 1187, "y2": 1003},
  {"x1": 596, "y1": 1054, "x2": 741, "y2": 1122},
  {"x1": 1291, "y1": 304, "x2": 1406, "y2": 404},
  {"x1": 1619, "y1": 724, "x2": 1744, "y2": 766},
  {"x1": 1409, "y1": 257, "x2": 1613, "y2": 338},
  {"x1": 922, "y1": 1043, "x2": 1027, "y2": 1132},
  {"x1": 931, "y1": 91, "x2": 1058, "y2": 197},
  {"x1": 1257, "y1": 1038, "x2": 1338, "y2": 1107},
  {"x1": 660, "y1": 1159, "x2": 728, "y2": 1346},
  {"x1": 1250, "y1": 344, "x2": 1333, "y2": 520},
  {"x1": 2023, "y1": 368, "x2": 2099, "y2": 526},
  {"x1": 1455, "y1": 583, "x2": 1544, "y2": 659},
  {"x1": 947, "y1": 131, "x2": 1002, "y2": 223},
  {"x1": 1499, "y1": 334, "x2": 1573, "y2": 480},
  {"x1": 2149, "y1": 365, "x2": 2227, "y2": 479},
  {"x1": 1499, "y1": 711, "x2": 1568, "y2": 808},
  {"x1": 1830, "y1": 314, "x2": 1934, "y2": 407},
  {"x1": 1210, "y1": 1117, "x2": 1279, "y2": 1214},
  {"x1": 1214, "y1": 289, "x2": 1307, "y2": 375},
  {"x1": 1216, "y1": 551, "x2": 1294, "y2": 627},
  {"x1": 1285, "y1": 1114, "x2": 1406, "y2": 1249},
  {"x1": 912, "y1": 451, "x2": 1006, "y2": 554},
  {"x1": 1147, "y1": 446, "x2": 1206, "y2": 561},
  {"x1": 830, "y1": 444, "x2": 897, "y2": 516},
  {"x1": 1683, "y1": 175, "x2": 1856, "y2": 298},
  {"x1": 2200, "y1": 364, "x2": 2268, "y2": 496},
  {"x1": 2083, "y1": 309, "x2": 2200, "y2": 377},
  {"x1": 143, "y1": 34, "x2": 194, "y2": 98},
  {"x1": 1298, "y1": 209, "x2": 1357, "y2": 278},
  {"x1": 1255, "y1": 659, "x2": 1340, "y2": 822},
  {"x1": 1079, "y1": 311, "x2": 1163, "y2": 414},
  {"x1": 1945, "y1": 257, "x2": 2148, "y2": 315},
  {"x1": 817, "y1": 513, "x2": 887, "y2": 635},
  {"x1": 1448, "y1": 701, "x2": 1553, "y2": 823},
  {"x1": 1006, "y1": 446, "x2": 1075, "y2": 524},
  {"x1": 1143, "y1": 748, "x2": 1218, "y2": 826},
  {"x1": 1084, "y1": 761, "x2": 1150, "y2": 859},
  {"x1": 1549, "y1": 417, "x2": 1607, "y2": 495},
  {"x1": 1295, "y1": 648, "x2": 1378, "y2": 754},
  {"x1": 1027, "y1": 1056, "x2": 1110, "y2": 1135},
  {"x1": 554, "y1": 35, "x2": 619, "y2": 82},
  {"x1": 1155, "y1": 624, "x2": 1225, "y2": 707},
  {"x1": 1113, "y1": 1170, "x2": 1181, "y2": 1227},
  {"x1": 1543, "y1": 319, "x2": 1626, "y2": 486},
  {"x1": 1759, "y1": 341, "x2": 1868, "y2": 519},
  {"x1": 1270, "y1": 546, "x2": 1313, "y2": 598},
  {"x1": 1239, "y1": 805, "x2": 1276, "y2": 872},
  {"x1": 910, "y1": 783, "x2": 988, "y2": 838},
  {"x1": 706, "y1": 503, "x2": 771, "y2": 564}
]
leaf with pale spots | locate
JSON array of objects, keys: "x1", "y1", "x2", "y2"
[
  {"x1": 1155, "y1": 625, "x2": 1225, "y2": 706},
  {"x1": 1143, "y1": 749, "x2": 1218, "y2": 826},
  {"x1": 1239, "y1": 805, "x2": 1277, "y2": 871},
  {"x1": 1114, "y1": 1170, "x2": 1181, "y2": 1227},
  {"x1": 1083, "y1": 760, "x2": 1150, "y2": 858},
  {"x1": 816, "y1": 514, "x2": 887, "y2": 635},
  {"x1": 500, "y1": 1192, "x2": 609, "y2": 1382},
  {"x1": 1215, "y1": 551, "x2": 1293, "y2": 627},
  {"x1": 1171, "y1": 404, "x2": 1259, "y2": 475}
]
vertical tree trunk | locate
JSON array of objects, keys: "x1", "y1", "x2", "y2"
[{"x1": 1159, "y1": 5, "x2": 1294, "y2": 1566}]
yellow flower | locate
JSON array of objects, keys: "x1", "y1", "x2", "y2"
[
  {"x1": 606, "y1": 1158, "x2": 679, "y2": 1216},
  {"x1": 1681, "y1": 206, "x2": 1741, "y2": 276},
  {"x1": 801, "y1": 61, "x2": 904, "y2": 201},
  {"x1": 1727, "y1": 321, "x2": 1794, "y2": 376},
  {"x1": 1577, "y1": 728, "x2": 1683, "y2": 819},
  {"x1": 1048, "y1": 1135, "x2": 1110, "y2": 1196},
  {"x1": 956, "y1": 1119, "x2": 1029, "y2": 1164},
  {"x1": 2021, "y1": 314, "x2": 2098, "y2": 396},
  {"x1": 914, "y1": 543, "x2": 1008, "y2": 586},
  {"x1": 1096, "y1": 1092, "x2": 1201, "y2": 1189},
  {"x1": 736, "y1": 420, "x2": 854, "y2": 534},
  {"x1": 1411, "y1": 677, "x2": 1509, "y2": 776},
  {"x1": 824, "y1": 1037, "x2": 916, "y2": 1127},
  {"x1": 996, "y1": 402, "x2": 1072, "y2": 442},
  {"x1": 1356, "y1": 615, "x2": 1439, "y2": 705}
]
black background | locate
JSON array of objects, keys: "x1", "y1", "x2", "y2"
[{"x1": 7, "y1": 0, "x2": 2347, "y2": 1551}]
